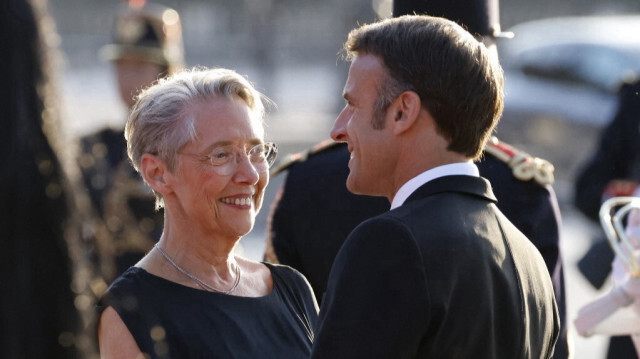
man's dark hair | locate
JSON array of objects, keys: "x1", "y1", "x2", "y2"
[{"x1": 344, "y1": 15, "x2": 504, "y2": 159}]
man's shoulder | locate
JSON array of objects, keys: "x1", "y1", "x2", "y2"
[
  {"x1": 480, "y1": 136, "x2": 555, "y2": 187},
  {"x1": 270, "y1": 140, "x2": 347, "y2": 177}
]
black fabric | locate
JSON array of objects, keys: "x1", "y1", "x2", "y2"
[
  {"x1": 392, "y1": 0, "x2": 501, "y2": 37},
  {"x1": 98, "y1": 263, "x2": 318, "y2": 359},
  {"x1": 311, "y1": 175, "x2": 560, "y2": 358},
  {"x1": 0, "y1": 0, "x2": 78, "y2": 357},
  {"x1": 478, "y1": 153, "x2": 569, "y2": 359},
  {"x1": 577, "y1": 239, "x2": 615, "y2": 289},
  {"x1": 607, "y1": 336, "x2": 639, "y2": 359}
]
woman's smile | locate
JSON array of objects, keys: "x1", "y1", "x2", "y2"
[{"x1": 220, "y1": 195, "x2": 254, "y2": 208}]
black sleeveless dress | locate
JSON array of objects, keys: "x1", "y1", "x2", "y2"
[{"x1": 98, "y1": 263, "x2": 318, "y2": 358}]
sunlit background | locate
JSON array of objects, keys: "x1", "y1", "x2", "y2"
[{"x1": 46, "y1": 0, "x2": 640, "y2": 357}]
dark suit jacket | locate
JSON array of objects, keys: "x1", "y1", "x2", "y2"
[
  {"x1": 310, "y1": 175, "x2": 560, "y2": 359},
  {"x1": 478, "y1": 154, "x2": 568, "y2": 359}
]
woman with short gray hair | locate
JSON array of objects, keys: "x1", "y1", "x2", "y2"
[{"x1": 97, "y1": 67, "x2": 318, "y2": 358}]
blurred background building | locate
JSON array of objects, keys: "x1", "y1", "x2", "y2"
[
  {"x1": 46, "y1": 0, "x2": 640, "y2": 358},
  {"x1": 50, "y1": 0, "x2": 640, "y2": 184}
]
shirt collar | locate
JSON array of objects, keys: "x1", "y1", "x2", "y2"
[{"x1": 390, "y1": 161, "x2": 479, "y2": 210}]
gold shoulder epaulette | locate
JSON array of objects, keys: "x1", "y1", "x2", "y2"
[
  {"x1": 270, "y1": 139, "x2": 340, "y2": 176},
  {"x1": 483, "y1": 136, "x2": 555, "y2": 186}
]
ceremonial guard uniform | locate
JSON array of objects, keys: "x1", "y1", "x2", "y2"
[
  {"x1": 79, "y1": 129, "x2": 165, "y2": 280},
  {"x1": 575, "y1": 78, "x2": 640, "y2": 222},
  {"x1": 574, "y1": 77, "x2": 640, "y2": 359},
  {"x1": 78, "y1": 3, "x2": 184, "y2": 282}
]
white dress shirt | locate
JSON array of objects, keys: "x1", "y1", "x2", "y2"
[{"x1": 390, "y1": 161, "x2": 479, "y2": 210}]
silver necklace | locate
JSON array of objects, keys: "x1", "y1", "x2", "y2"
[{"x1": 154, "y1": 243, "x2": 241, "y2": 294}]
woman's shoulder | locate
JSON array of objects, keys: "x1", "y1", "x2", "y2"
[
  {"x1": 264, "y1": 262, "x2": 306, "y2": 283},
  {"x1": 264, "y1": 262, "x2": 319, "y2": 320},
  {"x1": 99, "y1": 267, "x2": 158, "y2": 308},
  {"x1": 265, "y1": 263, "x2": 315, "y2": 296},
  {"x1": 106, "y1": 267, "x2": 147, "y2": 292},
  {"x1": 96, "y1": 267, "x2": 148, "y2": 317}
]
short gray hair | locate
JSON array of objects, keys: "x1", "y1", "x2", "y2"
[{"x1": 125, "y1": 67, "x2": 268, "y2": 208}]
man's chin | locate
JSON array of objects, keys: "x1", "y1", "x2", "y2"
[
  {"x1": 347, "y1": 174, "x2": 386, "y2": 198},
  {"x1": 346, "y1": 174, "x2": 366, "y2": 195}
]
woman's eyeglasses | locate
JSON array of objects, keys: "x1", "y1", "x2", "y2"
[{"x1": 180, "y1": 142, "x2": 278, "y2": 176}]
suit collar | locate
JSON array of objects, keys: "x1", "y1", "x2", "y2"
[
  {"x1": 391, "y1": 162, "x2": 479, "y2": 209},
  {"x1": 404, "y1": 175, "x2": 497, "y2": 205}
]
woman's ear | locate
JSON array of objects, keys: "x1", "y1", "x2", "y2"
[
  {"x1": 391, "y1": 90, "x2": 422, "y2": 135},
  {"x1": 140, "y1": 153, "x2": 172, "y2": 196}
]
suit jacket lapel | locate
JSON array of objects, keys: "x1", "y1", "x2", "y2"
[{"x1": 404, "y1": 175, "x2": 497, "y2": 205}]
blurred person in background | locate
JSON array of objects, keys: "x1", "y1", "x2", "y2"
[
  {"x1": 265, "y1": 0, "x2": 568, "y2": 357},
  {"x1": 78, "y1": 1, "x2": 184, "y2": 283},
  {"x1": 0, "y1": 0, "x2": 79, "y2": 357},
  {"x1": 309, "y1": 14, "x2": 558, "y2": 358},
  {"x1": 574, "y1": 75, "x2": 640, "y2": 359},
  {"x1": 98, "y1": 67, "x2": 318, "y2": 358}
]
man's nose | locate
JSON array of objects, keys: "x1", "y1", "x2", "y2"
[{"x1": 331, "y1": 109, "x2": 348, "y2": 142}]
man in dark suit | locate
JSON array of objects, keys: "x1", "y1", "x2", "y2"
[
  {"x1": 309, "y1": 15, "x2": 559, "y2": 358},
  {"x1": 267, "y1": 0, "x2": 568, "y2": 357}
]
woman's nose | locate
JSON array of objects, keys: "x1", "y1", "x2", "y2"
[{"x1": 233, "y1": 153, "x2": 261, "y2": 184}]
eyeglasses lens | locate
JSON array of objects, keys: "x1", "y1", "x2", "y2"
[{"x1": 210, "y1": 143, "x2": 278, "y2": 176}]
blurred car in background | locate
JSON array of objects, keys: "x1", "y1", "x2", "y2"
[
  {"x1": 493, "y1": 15, "x2": 640, "y2": 187},
  {"x1": 498, "y1": 15, "x2": 640, "y2": 126}
]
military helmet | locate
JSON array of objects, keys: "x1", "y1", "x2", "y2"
[
  {"x1": 393, "y1": 0, "x2": 513, "y2": 38},
  {"x1": 99, "y1": 2, "x2": 185, "y2": 74}
]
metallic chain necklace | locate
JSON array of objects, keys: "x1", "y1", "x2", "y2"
[{"x1": 154, "y1": 243, "x2": 241, "y2": 294}]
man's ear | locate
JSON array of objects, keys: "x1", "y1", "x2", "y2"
[
  {"x1": 390, "y1": 90, "x2": 422, "y2": 135},
  {"x1": 140, "y1": 153, "x2": 172, "y2": 196}
]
